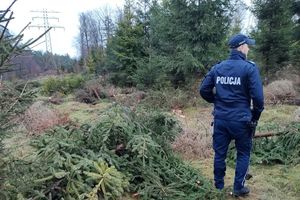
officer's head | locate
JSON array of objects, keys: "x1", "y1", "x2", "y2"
[{"x1": 228, "y1": 33, "x2": 255, "y2": 57}]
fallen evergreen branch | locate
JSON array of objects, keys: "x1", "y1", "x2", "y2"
[
  {"x1": 2, "y1": 105, "x2": 224, "y2": 199},
  {"x1": 228, "y1": 122, "x2": 300, "y2": 165}
]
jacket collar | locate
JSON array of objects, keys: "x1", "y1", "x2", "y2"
[{"x1": 229, "y1": 49, "x2": 246, "y2": 60}]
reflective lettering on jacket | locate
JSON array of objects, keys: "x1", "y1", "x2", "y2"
[{"x1": 216, "y1": 76, "x2": 241, "y2": 85}]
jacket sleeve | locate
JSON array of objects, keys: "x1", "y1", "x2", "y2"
[
  {"x1": 248, "y1": 65, "x2": 264, "y2": 121},
  {"x1": 199, "y1": 67, "x2": 215, "y2": 103}
]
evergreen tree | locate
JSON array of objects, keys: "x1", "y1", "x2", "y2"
[
  {"x1": 106, "y1": 0, "x2": 145, "y2": 87},
  {"x1": 291, "y1": 0, "x2": 300, "y2": 65},
  {"x1": 132, "y1": 0, "x2": 169, "y2": 89},
  {"x1": 148, "y1": 0, "x2": 232, "y2": 87},
  {"x1": 252, "y1": 0, "x2": 294, "y2": 77},
  {"x1": 292, "y1": 0, "x2": 300, "y2": 40},
  {"x1": 0, "y1": 1, "x2": 43, "y2": 190}
]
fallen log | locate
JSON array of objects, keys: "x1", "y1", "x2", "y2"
[{"x1": 254, "y1": 131, "x2": 288, "y2": 138}]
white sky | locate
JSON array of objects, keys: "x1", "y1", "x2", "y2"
[
  {"x1": 2, "y1": 0, "x2": 254, "y2": 58},
  {"x1": 242, "y1": 0, "x2": 256, "y2": 33},
  {"x1": 2, "y1": 0, "x2": 124, "y2": 58}
]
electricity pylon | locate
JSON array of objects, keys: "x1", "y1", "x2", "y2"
[
  {"x1": 29, "y1": 9, "x2": 64, "y2": 53},
  {"x1": 28, "y1": 9, "x2": 64, "y2": 74}
]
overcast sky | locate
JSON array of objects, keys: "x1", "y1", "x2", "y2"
[
  {"x1": 2, "y1": 0, "x2": 124, "y2": 57},
  {"x1": 2, "y1": 0, "x2": 254, "y2": 58}
]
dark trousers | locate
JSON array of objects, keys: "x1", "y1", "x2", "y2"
[{"x1": 213, "y1": 119, "x2": 252, "y2": 191}]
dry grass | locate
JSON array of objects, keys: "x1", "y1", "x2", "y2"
[
  {"x1": 114, "y1": 90, "x2": 146, "y2": 107},
  {"x1": 191, "y1": 159, "x2": 300, "y2": 200},
  {"x1": 274, "y1": 65, "x2": 300, "y2": 92},
  {"x1": 22, "y1": 101, "x2": 70, "y2": 135},
  {"x1": 48, "y1": 92, "x2": 64, "y2": 105},
  {"x1": 264, "y1": 80, "x2": 297, "y2": 104},
  {"x1": 172, "y1": 107, "x2": 213, "y2": 159},
  {"x1": 293, "y1": 107, "x2": 300, "y2": 122},
  {"x1": 172, "y1": 127, "x2": 213, "y2": 159},
  {"x1": 53, "y1": 101, "x2": 111, "y2": 124},
  {"x1": 3, "y1": 125, "x2": 35, "y2": 159}
]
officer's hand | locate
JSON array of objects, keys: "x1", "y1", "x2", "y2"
[
  {"x1": 248, "y1": 120, "x2": 257, "y2": 129},
  {"x1": 247, "y1": 120, "x2": 257, "y2": 137}
]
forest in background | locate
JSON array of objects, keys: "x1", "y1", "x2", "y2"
[
  {"x1": 77, "y1": 0, "x2": 300, "y2": 88},
  {"x1": 3, "y1": 0, "x2": 300, "y2": 89}
]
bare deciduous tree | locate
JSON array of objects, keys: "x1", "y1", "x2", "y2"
[{"x1": 78, "y1": 6, "x2": 117, "y2": 64}]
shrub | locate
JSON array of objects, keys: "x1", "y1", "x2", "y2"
[
  {"x1": 113, "y1": 90, "x2": 146, "y2": 107},
  {"x1": 109, "y1": 72, "x2": 134, "y2": 87},
  {"x1": 41, "y1": 77, "x2": 60, "y2": 94},
  {"x1": 75, "y1": 89, "x2": 97, "y2": 104},
  {"x1": 141, "y1": 88, "x2": 193, "y2": 110},
  {"x1": 22, "y1": 101, "x2": 70, "y2": 135},
  {"x1": 172, "y1": 128, "x2": 213, "y2": 160},
  {"x1": 64, "y1": 74, "x2": 85, "y2": 91},
  {"x1": 41, "y1": 74, "x2": 85, "y2": 95},
  {"x1": 273, "y1": 65, "x2": 300, "y2": 92},
  {"x1": 75, "y1": 79, "x2": 109, "y2": 104},
  {"x1": 264, "y1": 80, "x2": 297, "y2": 104},
  {"x1": 0, "y1": 82, "x2": 35, "y2": 145}
]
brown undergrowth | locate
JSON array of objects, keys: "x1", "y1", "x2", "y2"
[
  {"x1": 22, "y1": 101, "x2": 70, "y2": 135},
  {"x1": 172, "y1": 107, "x2": 213, "y2": 159}
]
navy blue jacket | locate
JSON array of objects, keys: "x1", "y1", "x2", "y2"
[{"x1": 200, "y1": 50, "x2": 264, "y2": 122}]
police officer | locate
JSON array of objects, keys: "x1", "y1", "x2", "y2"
[{"x1": 199, "y1": 33, "x2": 264, "y2": 197}]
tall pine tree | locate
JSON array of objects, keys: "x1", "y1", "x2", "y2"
[
  {"x1": 291, "y1": 0, "x2": 300, "y2": 65},
  {"x1": 149, "y1": 0, "x2": 232, "y2": 87},
  {"x1": 106, "y1": 0, "x2": 145, "y2": 86},
  {"x1": 106, "y1": 0, "x2": 233, "y2": 88},
  {"x1": 252, "y1": 0, "x2": 294, "y2": 77}
]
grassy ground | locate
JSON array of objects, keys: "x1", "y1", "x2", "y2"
[
  {"x1": 3, "y1": 126, "x2": 34, "y2": 159},
  {"x1": 53, "y1": 100, "x2": 111, "y2": 124},
  {"x1": 178, "y1": 104, "x2": 300, "y2": 200},
  {"x1": 3, "y1": 100, "x2": 112, "y2": 160},
  {"x1": 190, "y1": 158, "x2": 300, "y2": 200}
]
